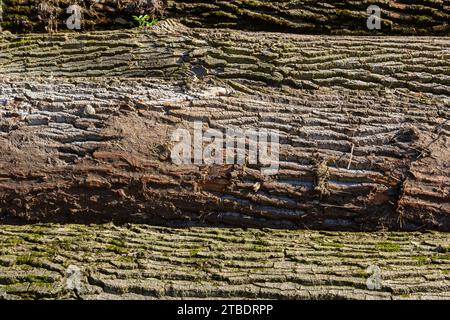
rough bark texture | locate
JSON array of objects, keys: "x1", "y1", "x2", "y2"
[
  {"x1": 1, "y1": 23, "x2": 449, "y2": 230},
  {"x1": 0, "y1": 224, "x2": 449, "y2": 300},
  {"x1": 0, "y1": 0, "x2": 449, "y2": 34},
  {"x1": 165, "y1": 0, "x2": 450, "y2": 35},
  {"x1": 1, "y1": 0, "x2": 163, "y2": 33}
]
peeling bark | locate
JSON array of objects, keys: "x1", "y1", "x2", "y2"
[{"x1": 0, "y1": 23, "x2": 449, "y2": 230}]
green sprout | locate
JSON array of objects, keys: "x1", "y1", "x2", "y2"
[{"x1": 132, "y1": 15, "x2": 159, "y2": 27}]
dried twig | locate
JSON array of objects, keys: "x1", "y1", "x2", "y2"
[{"x1": 347, "y1": 142, "x2": 354, "y2": 170}]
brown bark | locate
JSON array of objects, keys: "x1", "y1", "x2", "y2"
[
  {"x1": 1, "y1": 22, "x2": 449, "y2": 230},
  {"x1": 0, "y1": 0, "x2": 449, "y2": 35},
  {"x1": 165, "y1": 0, "x2": 450, "y2": 35}
]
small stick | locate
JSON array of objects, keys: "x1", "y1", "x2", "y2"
[{"x1": 347, "y1": 143, "x2": 354, "y2": 170}]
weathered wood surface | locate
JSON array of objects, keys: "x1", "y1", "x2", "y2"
[
  {"x1": 0, "y1": 23, "x2": 449, "y2": 230},
  {"x1": 1, "y1": 0, "x2": 162, "y2": 33},
  {"x1": 0, "y1": 0, "x2": 449, "y2": 34},
  {"x1": 0, "y1": 224, "x2": 449, "y2": 300},
  {"x1": 166, "y1": 0, "x2": 450, "y2": 35}
]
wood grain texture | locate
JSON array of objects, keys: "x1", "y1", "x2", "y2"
[
  {"x1": 0, "y1": 0, "x2": 448, "y2": 34},
  {"x1": 0, "y1": 24, "x2": 449, "y2": 230},
  {"x1": 0, "y1": 224, "x2": 449, "y2": 300}
]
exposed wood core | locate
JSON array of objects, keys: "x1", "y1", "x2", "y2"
[
  {"x1": 0, "y1": 24, "x2": 449, "y2": 230},
  {"x1": 0, "y1": 0, "x2": 449, "y2": 35},
  {"x1": 0, "y1": 224, "x2": 449, "y2": 300}
]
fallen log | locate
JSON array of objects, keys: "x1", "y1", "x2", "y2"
[
  {"x1": 0, "y1": 0, "x2": 449, "y2": 34},
  {"x1": 0, "y1": 224, "x2": 449, "y2": 299},
  {"x1": 0, "y1": 23, "x2": 449, "y2": 230},
  {"x1": 165, "y1": 0, "x2": 450, "y2": 35}
]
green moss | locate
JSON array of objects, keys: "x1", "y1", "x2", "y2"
[
  {"x1": 11, "y1": 38, "x2": 32, "y2": 46},
  {"x1": 42, "y1": 244, "x2": 61, "y2": 257},
  {"x1": 58, "y1": 240, "x2": 75, "y2": 250},
  {"x1": 254, "y1": 238, "x2": 271, "y2": 246},
  {"x1": 16, "y1": 255, "x2": 32, "y2": 264},
  {"x1": 355, "y1": 269, "x2": 368, "y2": 278},
  {"x1": 106, "y1": 245, "x2": 128, "y2": 254},
  {"x1": 375, "y1": 241, "x2": 400, "y2": 252},
  {"x1": 434, "y1": 253, "x2": 450, "y2": 260},
  {"x1": 109, "y1": 238, "x2": 126, "y2": 247},
  {"x1": 203, "y1": 10, "x2": 238, "y2": 20},
  {"x1": 21, "y1": 234, "x2": 46, "y2": 244},
  {"x1": 189, "y1": 248, "x2": 201, "y2": 257},
  {"x1": 321, "y1": 241, "x2": 344, "y2": 249},
  {"x1": 4, "y1": 237, "x2": 23, "y2": 246},
  {"x1": 15, "y1": 252, "x2": 49, "y2": 268},
  {"x1": 415, "y1": 15, "x2": 434, "y2": 24},
  {"x1": 442, "y1": 270, "x2": 450, "y2": 275},
  {"x1": 412, "y1": 256, "x2": 429, "y2": 265},
  {"x1": 24, "y1": 275, "x2": 54, "y2": 285},
  {"x1": 386, "y1": 235, "x2": 407, "y2": 241},
  {"x1": 105, "y1": 238, "x2": 129, "y2": 253},
  {"x1": 119, "y1": 255, "x2": 136, "y2": 263}
]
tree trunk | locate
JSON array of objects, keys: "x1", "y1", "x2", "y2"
[
  {"x1": 0, "y1": 224, "x2": 449, "y2": 299},
  {"x1": 0, "y1": 0, "x2": 449, "y2": 35},
  {"x1": 1, "y1": 22, "x2": 449, "y2": 230}
]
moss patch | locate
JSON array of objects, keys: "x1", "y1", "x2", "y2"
[{"x1": 376, "y1": 241, "x2": 400, "y2": 252}]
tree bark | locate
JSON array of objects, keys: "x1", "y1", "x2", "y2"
[
  {"x1": 1, "y1": 22, "x2": 449, "y2": 230},
  {"x1": 165, "y1": 0, "x2": 450, "y2": 35},
  {"x1": 0, "y1": 224, "x2": 449, "y2": 299},
  {"x1": 0, "y1": 0, "x2": 449, "y2": 35}
]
